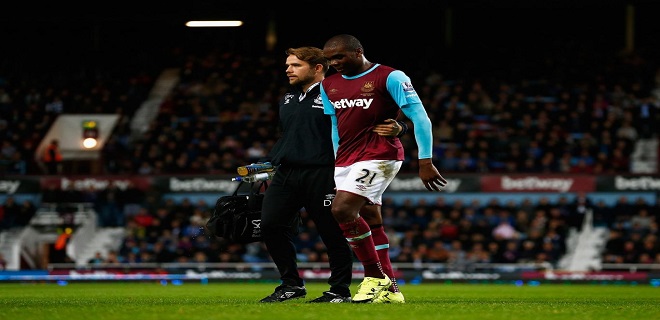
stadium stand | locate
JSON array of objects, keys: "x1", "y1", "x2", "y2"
[{"x1": 0, "y1": 11, "x2": 658, "y2": 276}]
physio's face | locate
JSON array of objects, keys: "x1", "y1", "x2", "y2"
[{"x1": 285, "y1": 55, "x2": 315, "y2": 86}]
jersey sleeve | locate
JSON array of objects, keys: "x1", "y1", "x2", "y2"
[
  {"x1": 320, "y1": 84, "x2": 335, "y2": 116},
  {"x1": 386, "y1": 71, "x2": 433, "y2": 160},
  {"x1": 320, "y1": 84, "x2": 339, "y2": 156},
  {"x1": 385, "y1": 70, "x2": 423, "y2": 106},
  {"x1": 330, "y1": 114, "x2": 339, "y2": 156}
]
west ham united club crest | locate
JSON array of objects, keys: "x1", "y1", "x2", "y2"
[{"x1": 361, "y1": 81, "x2": 375, "y2": 93}]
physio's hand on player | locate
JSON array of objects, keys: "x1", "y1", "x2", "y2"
[
  {"x1": 419, "y1": 158, "x2": 448, "y2": 192},
  {"x1": 372, "y1": 119, "x2": 401, "y2": 137}
]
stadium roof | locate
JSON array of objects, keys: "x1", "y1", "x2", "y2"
[{"x1": 2, "y1": 1, "x2": 659, "y2": 70}]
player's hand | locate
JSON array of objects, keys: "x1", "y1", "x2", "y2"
[
  {"x1": 419, "y1": 159, "x2": 448, "y2": 192},
  {"x1": 372, "y1": 119, "x2": 401, "y2": 137}
]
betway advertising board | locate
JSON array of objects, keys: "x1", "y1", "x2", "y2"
[
  {"x1": 596, "y1": 175, "x2": 660, "y2": 192},
  {"x1": 481, "y1": 175, "x2": 595, "y2": 192},
  {"x1": 1, "y1": 174, "x2": 659, "y2": 194}
]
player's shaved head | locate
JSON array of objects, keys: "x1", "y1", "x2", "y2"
[{"x1": 324, "y1": 34, "x2": 362, "y2": 52}]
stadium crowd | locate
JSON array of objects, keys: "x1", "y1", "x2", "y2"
[{"x1": 1, "y1": 36, "x2": 659, "y2": 269}]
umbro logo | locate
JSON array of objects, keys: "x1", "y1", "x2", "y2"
[
  {"x1": 323, "y1": 193, "x2": 335, "y2": 206},
  {"x1": 279, "y1": 292, "x2": 296, "y2": 298}
]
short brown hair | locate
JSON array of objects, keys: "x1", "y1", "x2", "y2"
[{"x1": 285, "y1": 47, "x2": 329, "y2": 73}]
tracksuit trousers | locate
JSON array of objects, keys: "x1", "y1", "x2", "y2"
[{"x1": 261, "y1": 165, "x2": 353, "y2": 296}]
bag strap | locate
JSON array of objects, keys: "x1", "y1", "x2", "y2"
[
  {"x1": 250, "y1": 180, "x2": 268, "y2": 194},
  {"x1": 232, "y1": 181, "x2": 244, "y2": 196},
  {"x1": 231, "y1": 178, "x2": 268, "y2": 196},
  {"x1": 231, "y1": 180, "x2": 268, "y2": 196}
]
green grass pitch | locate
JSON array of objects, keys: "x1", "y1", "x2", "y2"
[{"x1": 1, "y1": 282, "x2": 658, "y2": 320}]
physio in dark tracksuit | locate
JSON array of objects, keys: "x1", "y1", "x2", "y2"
[{"x1": 260, "y1": 46, "x2": 353, "y2": 303}]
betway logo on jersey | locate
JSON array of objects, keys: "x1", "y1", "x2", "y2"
[{"x1": 331, "y1": 98, "x2": 373, "y2": 110}]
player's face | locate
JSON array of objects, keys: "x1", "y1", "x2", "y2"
[
  {"x1": 323, "y1": 46, "x2": 360, "y2": 76},
  {"x1": 285, "y1": 55, "x2": 315, "y2": 86}
]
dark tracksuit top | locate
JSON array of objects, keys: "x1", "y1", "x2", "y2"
[{"x1": 261, "y1": 82, "x2": 352, "y2": 295}]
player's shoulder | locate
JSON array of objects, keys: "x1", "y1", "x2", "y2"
[
  {"x1": 375, "y1": 64, "x2": 397, "y2": 73},
  {"x1": 372, "y1": 64, "x2": 405, "y2": 79},
  {"x1": 322, "y1": 73, "x2": 342, "y2": 85}
]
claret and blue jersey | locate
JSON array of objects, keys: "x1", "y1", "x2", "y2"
[{"x1": 320, "y1": 63, "x2": 434, "y2": 166}]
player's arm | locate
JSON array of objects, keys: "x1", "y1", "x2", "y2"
[
  {"x1": 400, "y1": 102, "x2": 447, "y2": 190},
  {"x1": 387, "y1": 71, "x2": 447, "y2": 191},
  {"x1": 399, "y1": 103, "x2": 433, "y2": 159},
  {"x1": 385, "y1": 71, "x2": 433, "y2": 159},
  {"x1": 329, "y1": 115, "x2": 339, "y2": 156}
]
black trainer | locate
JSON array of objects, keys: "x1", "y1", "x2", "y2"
[
  {"x1": 307, "y1": 291, "x2": 352, "y2": 303},
  {"x1": 259, "y1": 285, "x2": 307, "y2": 303}
]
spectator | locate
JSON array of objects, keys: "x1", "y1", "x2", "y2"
[
  {"x1": 95, "y1": 183, "x2": 125, "y2": 227},
  {"x1": 603, "y1": 229, "x2": 626, "y2": 263},
  {"x1": 630, "y1": 208, "x2": 653, "y2": 231},
  {"x1": 568, "y1": 193, "x2": 593, "y2": 231},
  {"x1": 0, "y1": 196, "x2": 20, "y2": 230},
  {"x1": 132, "y1": 208, "x2": 154, "y2": 228},
  {"x1": 14, "y1": 199, "x2": 37, "y2": 226},
  {"x1": 87, "y1": 251, "x2": 106, "y2": 265},
  {"x1": 426, "y1": 241, "x2": 450, "y2": 262},
  {"x1": 466, "y1": 242, "x2": 491, "y2": 263},
  {"x1": 44, "y1": 96, "x2": 64, "y2": 114},
  {"x1": 517, "y1": 240, "x2": 538, "y2": 263},
  {"x1": 492, "y1": 220, "x2": 519, "y2": 241},
  {"x1": 537, "y1": 241, "x2": 561, "y2": 263},
  {"x1": 621, "y1": 240, "x2": 640, "y2": 263},
  {"x1": 151, "y1": 241, "x2": 176, "y2": 263},
  {"x1": 499, "y1": 240, "x2": 520, "y2": 263},
  {"x1": 0, "y1": 253, "x2": 7, "y2": 270},
  {"x1": 446, "y1": 240, "x2": 469, "y2": 271},
  {"x1": 41, "y1": 139, "x2": 63, "y2": 175}
]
